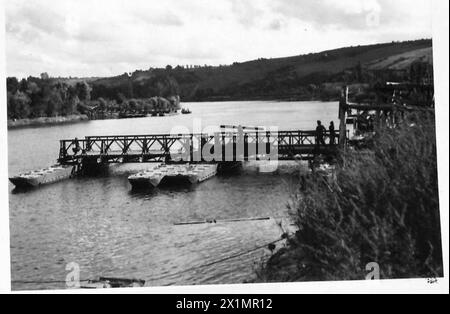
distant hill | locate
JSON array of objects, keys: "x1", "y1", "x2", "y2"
[
  {"x1": 6, "y1": 39, "x2": 434, "y2": 122},
  {"x1": 87, "y1": 39, "x2": 433, "y2": 102},
  {"x1": 367, "y1": 47, "x2": 432, "y2": 70}
]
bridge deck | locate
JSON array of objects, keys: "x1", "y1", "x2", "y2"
[{"x1": 58, "y1": 130, "x2": 344, "y2": 165}]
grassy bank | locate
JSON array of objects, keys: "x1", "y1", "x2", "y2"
[
  {"x1": 258, "y1": 112, "x2": 443, "y2": 282},
  {"x1": 7, "y1": 114, "x2": 89, "y2": 129}
]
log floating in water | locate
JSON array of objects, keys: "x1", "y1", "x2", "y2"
[
  {"x1": 81, "y1": 277, "x2": 145, "y2": 289},
  {"x1": 174, "y1": 217, "x2": 272, "y2": 226}
]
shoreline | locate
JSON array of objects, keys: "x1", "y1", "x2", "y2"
[
  {"x1": 7, "y1": 114, "x2": 90, "y2": 130},
  {"x1": 7, "y1": 99, "x2": 336, "y2": 130},
  {"x1": 185, "y1": 96, "x2": 340, "y2": 103}
]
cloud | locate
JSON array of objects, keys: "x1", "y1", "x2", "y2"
[
  {"x1": 142, "y1": 12, "x2": 184, "y2": 27},
  {"x1": 274, "y1": 0, "x2": 431, "y2": 30},
  {"x1": 6, "y1": 3, "x2": 69, "y2": 42},
  {"x1": 229, "y1": 0, "x2": 264, "y2": 27},
  {"x1": 20, "y1": 6, "x2": 66, "y2": 36},
  {"x1": 268, "y1": 19, "x2": 283, "y2": 31},
  {"x1": 129, "y1": 4, "x2": 185, "y2": 28},
  {"x1": 274, "y1": 0, "x2": 375, "y2": 29},
  {"x1": 4, "y1": 0, "x2": 432, "y2": 78}
]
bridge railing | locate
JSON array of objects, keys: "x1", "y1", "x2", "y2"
[{"x1": 58, "y1": 130, "x2": 345, "y2": 164}]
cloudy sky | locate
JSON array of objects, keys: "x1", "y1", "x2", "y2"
[{"x1": 4, "y1": 0, "x2": 432, "y2": 78}]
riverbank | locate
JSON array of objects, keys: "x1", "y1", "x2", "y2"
[
  {"x1": 7, "y1": 114, "x2": 89, "y2": 129},
  {"x1": 187, "y1": 94, "x2": 340, "y2": 103},
  {"x1": 257, "y1": 112, "x2": 443, "y2": 282}
]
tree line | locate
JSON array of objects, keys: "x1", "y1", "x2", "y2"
[
  {"x1": 6, "y1": 76, "x2": 92, "y2": 120},
  {"x1": 6, "y1": 73, "x2": 181, "y2": 120}
]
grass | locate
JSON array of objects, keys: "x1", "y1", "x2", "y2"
[{"x1": 258, "y1": 112, "x2": 443, "y2": 282}]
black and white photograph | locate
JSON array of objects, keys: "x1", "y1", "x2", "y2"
[{"x1": 0, "y1": 0, "x2": 448, "y2": 295}]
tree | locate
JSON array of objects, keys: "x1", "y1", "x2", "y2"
[
  {"x1": 116, "y1": 93, "x2": 127, "y2": 105},
  {"x1": 142, "y1": 100, "x2": 153, "y2": 113},
  {"x1": 7, "y1": 91, "x2": 31, "y2": 119},
  {"x1": 98, "y1": 97, "x2": 107, "y2": 111},
  {"x1": 59, "y1": 93, "x2": 80, "y2": 116},
  {"x1": 150, "y1": 75, "x2": 180, "y2": 97},
  {"x1": 62, "y1": 85, "x2": 80, "y2": 115},
  {"x1": 40, "y1": 72, "x2": 50, "y2": 80},
  {"x1": 155, "y1": 81, "x2": 165, "y2": 97},
  {"x1": 6, "y1": 77, "x2": 19, "y2": 94},
  {"x1": 75, "y1": 81, "x2": 92, "y2": 102},
  {"x1": 6, "y1": 92, "x2": 13, "y2": 119},
  {"x1": 22, "y1": 81, "x2": 44, "y2": 118},
  {"x1": 163, "y1": 76, "x2": 180, "y2": 97},
  {"x1": 128, "y1": 99, "x2": 138, "y2": 111},
  {"x1": 27, "y1": 81, "x2": 40, "y2": 94},
  {"x1": 19, "y1": 78, "x2": 28, "y2": 92},
  {"x1": 45, "y1": 88, "x2": 63, "y2": 116}
]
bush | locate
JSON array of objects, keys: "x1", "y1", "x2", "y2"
[{"x1": 260, "y1": 112, "x2": 443, "y2": 282}]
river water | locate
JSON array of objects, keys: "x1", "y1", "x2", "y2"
[{"x1": 8, "y1": 100, "x2": 338, "y2": 290}]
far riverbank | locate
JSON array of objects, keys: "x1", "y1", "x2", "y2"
[{"x1": 7, "y1": 114, "x2": 89, "y2": 130}]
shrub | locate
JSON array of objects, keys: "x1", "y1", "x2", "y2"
[{"x1": 260, "y1": 112, "x2": 443, "y2": 282}]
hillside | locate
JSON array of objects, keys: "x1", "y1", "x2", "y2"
[
  {"x1": 6, "y1": 39, "x2": 434, "y2": 122},
  {"x1": 367, "y1": 47, "x2": 432, "y2": 70},
  {"x1": 89, "y1": 39, "x2": 433, "y2": 102}
]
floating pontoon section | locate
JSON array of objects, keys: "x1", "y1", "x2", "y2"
[
  {"x1": 128, "y1": 164, "x2": 218, "y2": 189},
  {"x1": 9, "y1": 164, "x2": 74, "y2": 188},
  {"x1": 128, "y1": 164, "x2": 217, "y2": 187}
]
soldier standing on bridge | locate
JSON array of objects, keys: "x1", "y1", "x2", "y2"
[
  {"x1": 329, "y1": 121, "x2": 336, "y2": 145},
  {"x1": 72, "y1": 137, "x2": 81, "y2": 155},
  {"x1": 316, "y1": 120, "x2": 327, "y2": 147}
]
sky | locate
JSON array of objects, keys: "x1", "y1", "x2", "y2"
[{"x1": 4, "y1": 0, "x2": 433, "y2": 78}]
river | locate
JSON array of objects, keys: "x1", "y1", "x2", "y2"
[{"x1": 8, "y1": 100, "x2": 339, "y2": 290}]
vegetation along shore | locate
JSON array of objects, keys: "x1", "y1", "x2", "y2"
[
  {"x1": 7, "y1": 39, "x2": 432, "y2": 128},
  {"x1": 257, "y1": 106, "x2": 442, "y2": 282}
]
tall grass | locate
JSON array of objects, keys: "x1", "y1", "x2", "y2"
[{"x1": 259, "y1": 112, "x2": 443, "y2": 281}]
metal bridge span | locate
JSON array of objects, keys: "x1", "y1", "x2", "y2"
[{"x1": 58, "y1": 130, "x2": 344, "y2": 167}]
